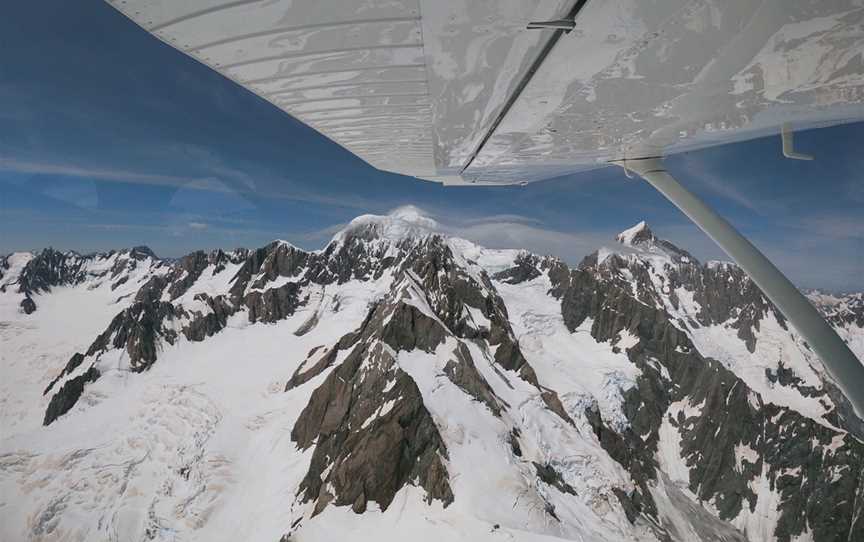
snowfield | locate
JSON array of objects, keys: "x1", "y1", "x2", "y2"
[{"x1": 2, "y1": 209, "x2": 863, "y2": 541}]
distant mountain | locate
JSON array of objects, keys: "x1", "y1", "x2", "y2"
[{"x1": 1, "y1": 208, "x2": 863, "y2": 542}]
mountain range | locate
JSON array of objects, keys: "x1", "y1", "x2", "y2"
[{"x1": 1, "y1": 207, "x2": 863, "y2": 542}]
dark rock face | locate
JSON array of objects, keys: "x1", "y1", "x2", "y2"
[
  {"x1": 20, "y1": 296, "x2": 36, "y2": 314},
  {"x1": 285, "y1": 346, "x2": 340, "y2": 391},
  {"x1": 129, "y1": 246, "x2": 157, "y2": 260},
  {"x1": 533, "y1": 462, "x2": 577, "y2": 496},
  {"x1": 39, "y1": 242, "x2": 321, "y2": 424},
  {"x1": 765, "y1": 361, "x2": 821, "y2": 397},
  {"x1": 16, "y1": 248, "x2": 87, "y2": 294},
  {"x1": 88, "y1": 300, "x2": 182, "y2": 372},
  {"x1": 167, "y1": 251, "x2": 211, "y2": 300},
  {"x1": 43, "y1": 289, "x2": 233, "y2": 424},
  {"x1": 286, "y1": 304, "x2": 386, "y2": 393},
  {"x1": 581, "y1": 231, "x2": 784, "y2": 354},
  {"x1": 286, "y1": 235, "x2": 582, "y2": 518},
  {"x1": 183, "y1": 295, "x2": 234, "y2": 342},
  {"x1": 245, "y1": 282, "x2": 303, "y2": 324},
  {"x1": 43, "y1": 353, "x2": 86, "y2": 396},
  {"x1": 617, "y1": 222, "x2": 656, "y2": 246},
  {"x1": 617, "y1": 223, "x2": 694, "y2": 263},
  {"x1": 6, "y1": 247, "x2": 164, "y2": 315},
  {"x1": 248, "y1": 242, "x2": 310, "y2": 290},
  {"x1": 814, "y1": 292, "x2": 864, "y2": 329},
  {"x1": 42, "y1": 290, "x2": 237, "y2": 423},
  {"x1": 289, "y1": 268, "x2": 462, "y2": 514},
  {"x1": 43, "y1": 367, "x2": 100, "y2": 426},
  {"x1": 558, "y1": 232, "x2": 859, "y2": 425},
  {"x1": 585, "y1": 402, "x2": 659, "y2": 521},
  {"x1": 379, "y1": 301, "x2": 447, "y2": 353},
  {"x1": 443, "y1": 342, "x2": 504, "y2": 417},
  {"x1": 291, "y1": 307, "x2": 454, "y2": 514},
  {"x1": 493, "y1": 252, "x2": 542, "y2": 284},
  {"x1": 689, "y1": 263, "x2": 783, "y2": 351},
  {"x1": 496, "y1": 239, "x2": 864, "y2": 540}
]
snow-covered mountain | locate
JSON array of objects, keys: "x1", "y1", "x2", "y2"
[{"x1": 2, "y1": 207, "x2": 863, "y2": 542}]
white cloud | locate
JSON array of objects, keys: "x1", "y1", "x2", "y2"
[
  {"x1": 672, "y1": 154, "x2": 764, "y2": 213},
  {"x1": 0, "y1": 157, "x2": 205, "y2": 187},
  {"x1": 460, "y1": 214, "x2": 544, "y2": 226},
  {"x1": 188, "y1": 222, "x2": 209, "y2": 230},
  {"x1": 800, "y1": 215, "x2": 864, "y2": 240},
  {"x1": 301, "y1": 207, "x2": 615, "y2": 265}
]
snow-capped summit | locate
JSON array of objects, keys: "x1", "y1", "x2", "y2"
[
  {"x1": 601, "y1": 221, "x2": 693, "y2": 265},
  {"x1": 615, "y1": 221, "x2": 655, "y2": 247},
  {"x1": 128, "y1": 245, "x2": 158, "y2": 260},
  {"x1": 331, "y1": 205, "x2": 440, "y2": 244}
]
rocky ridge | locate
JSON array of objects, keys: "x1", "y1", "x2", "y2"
[{"x1": 3, "y1": 209, "x2": 864, "y2": 541}]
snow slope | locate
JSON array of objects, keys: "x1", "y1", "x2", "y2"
[{"x1": 2, "y1": 210, "x2": 863, "y2": 542}]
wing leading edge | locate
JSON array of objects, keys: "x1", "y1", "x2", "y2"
[{"x1": 107, "y1": 0, "x2": 864, "y2": 185}]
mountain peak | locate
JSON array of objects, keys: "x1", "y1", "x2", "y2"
[
  {"x1": 332, "y1": 206, "x2": 440, "y2": 244},
  {"x1": 615, "y1": 221, "x2": 655, "y2": 247},
  {"x1": 128, "y1": 246, "x2": 157, "y2": 260},
  {"x1": 609, "y1": 221, "x2": 696, "y2": 264}
]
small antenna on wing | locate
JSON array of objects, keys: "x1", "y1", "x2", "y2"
[{"x1": 781, "y1": 123, "x2": 814, "y2": 161}]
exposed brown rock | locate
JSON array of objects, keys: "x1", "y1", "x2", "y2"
[
  {"x1": 443, "y1": 342, "x2": 504, "y2": 416},
  {"x1": 292, "y1": 341, "x2": 453, "y2": 514},
  {"x1": 43, "y1": 367, "x2": 100, "y2": 426}
]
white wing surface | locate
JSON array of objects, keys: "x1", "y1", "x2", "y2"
[{"x1": 107, "y1": 0, "x2": 864, "y2": 184}]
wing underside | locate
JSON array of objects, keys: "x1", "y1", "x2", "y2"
[{"x1": 108, "y1": 0, "x2": 864, "y2": 185}]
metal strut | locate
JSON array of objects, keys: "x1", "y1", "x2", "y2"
[{"x1": 618, "y1": 157, "x2": 864, "y2": 417}]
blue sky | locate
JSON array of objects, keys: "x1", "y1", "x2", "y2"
[{"x1": 1, "y1": 1, "x2": 862, "y2": 291}]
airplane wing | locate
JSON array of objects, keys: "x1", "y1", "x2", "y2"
[{"x1": 104, "y1": 0, "x2": 864, "y2": 185}]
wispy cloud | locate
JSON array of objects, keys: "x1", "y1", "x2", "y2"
[
  {"x1": 0, "y1": 153, "x2": 396, "y2": 214},
  {"x1": 460, "y1": 214, "x2": 544, "y2": 227},
  {"x1": 672, "y1": 153, "x2": 764, "y2": 214},
  {"x1": 84, "y1": 222, "x2": 175, "y2": 233},
  {"x1": 188, "y1": 222, "x2": 208, "y2": 230},
  {"x1": 798, "y1": 214, "x2": 864, "y2": 240},
  {"x1": 0, "y1": 157, "x2": 208, "y2": 187},
  {"x1": 300, "y1": 207, "x2": 614, "y2": 265}
]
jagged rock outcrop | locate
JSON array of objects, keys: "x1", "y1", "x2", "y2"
[
  {"x1": 93, "y1": 300, "x2": 182, "y2": 371},
  {"x1": 443, "y1": 342, "x2": 504, "y2": 417},
  {"x1": 500, "y1": 224, "x2": 864, "y2": 540},
  {"x1": 811, "y1": 291, "x2": 864, "y2": 328},
  {"x1": 43, "y1": 353, "x2": 86, "y2": 396},
  {"x1": 20, "y1": 296, "x2": 36, "y2": 314},
  {"x1": 285, "y1": 229, "x2": 575, "y2": 518},
  {"x1": 292, "y1": 340, "x2": 453, "y2": 515},
  {"x1": 16, "y1": 248, "x2": 88, "y2": 294},
  {"x1": 1, "y1": 247, "x2": 164, "y2": 314},
  {"x1": 291, "y1": 275, "x2": 455, "y2": 515},
  {"x1": 43, "y1": 367, "x2": 100, "y2": 426}
]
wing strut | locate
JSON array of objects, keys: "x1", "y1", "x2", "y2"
[{"x1": 617, "y1": 157, "x2": 864, "y2": 417}]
